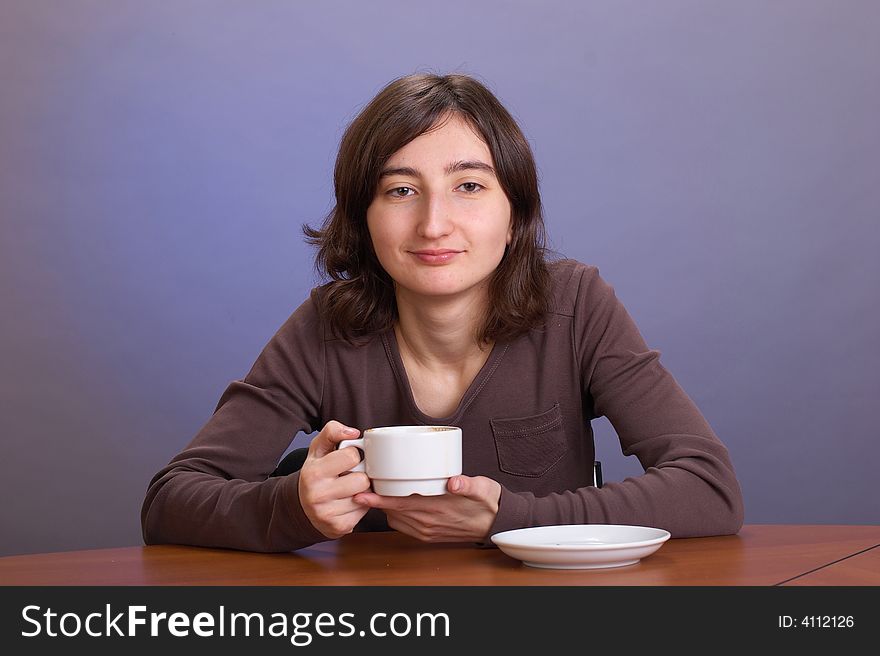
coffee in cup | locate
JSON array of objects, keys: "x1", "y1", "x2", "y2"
[{"x1": 338, "y1": 425, "x2": 462, "y2": 496}]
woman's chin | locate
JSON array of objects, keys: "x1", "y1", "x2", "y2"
[{"x1": 392, "y1": 268, "x2": 492, "y2": 301}]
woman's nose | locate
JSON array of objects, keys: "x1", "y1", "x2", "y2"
[{"x1": 415, "y1": 193, "x2": 454, "y2": 239}]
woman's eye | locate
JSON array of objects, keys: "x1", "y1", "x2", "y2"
[{"x1": 387, "y1": 183, "x2": 484, "y2": 198}]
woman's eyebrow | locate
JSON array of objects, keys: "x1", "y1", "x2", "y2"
[{"x1": 378, "y1": 160, "x2": 496, "y2": 180}]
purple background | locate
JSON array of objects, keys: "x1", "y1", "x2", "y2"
[{"x1": 1, "y1": 1, "x2": 877, "y2": 556}]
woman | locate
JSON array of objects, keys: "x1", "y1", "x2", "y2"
[{"x1": 141, "y1": 73, "x2": 744, "y2": 552}]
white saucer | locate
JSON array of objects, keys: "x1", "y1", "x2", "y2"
[{"x1": 490, "y1": 524, "x2": 671, "y2": 570}]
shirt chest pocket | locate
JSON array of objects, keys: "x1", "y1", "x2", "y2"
[{"x1": 490, "y1": 403, "x2": 568, "y2": 478}]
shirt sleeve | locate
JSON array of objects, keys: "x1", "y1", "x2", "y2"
[
  {"x1": 140, "y1": 289, "x2": 330, "y2": 552},
  {"x1": 488, "y1": 264, "x2": 744, "y2": 539}
]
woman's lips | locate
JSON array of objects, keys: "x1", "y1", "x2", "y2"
[{"x1": 410, "y1": 251, "x2": 463, "y2": 265}]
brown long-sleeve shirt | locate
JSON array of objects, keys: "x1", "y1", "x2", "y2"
[{"x1": 141, "y1": 259, "x2": 744, "y2": 552}]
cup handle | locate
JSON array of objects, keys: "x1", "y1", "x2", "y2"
[{"x1": 337, "y1": 438, "x2": 365, "y2": 473}]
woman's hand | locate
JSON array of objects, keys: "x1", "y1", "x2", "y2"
[
  {"x1": 298, "y1": 420, "x2": 371, "y2": 539},
  {"x1": 353, "y1": 475, "x2": 501, "y2": 543}
]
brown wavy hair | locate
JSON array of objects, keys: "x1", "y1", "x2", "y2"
[{"x1": 303, "y1": 72, "x2": 553, "y2": 345}]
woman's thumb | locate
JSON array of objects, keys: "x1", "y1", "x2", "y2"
[{"x1": 448, "y1": 475, "x2": 466, "y2": 494}]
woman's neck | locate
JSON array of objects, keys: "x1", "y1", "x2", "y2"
[{"x1": 393, "y1": 284, "x2": 492, "y2": 372}]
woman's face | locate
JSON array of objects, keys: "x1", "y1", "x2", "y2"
[{"x1": 366, "y1": 115, "x2": 512, "y2": 303}]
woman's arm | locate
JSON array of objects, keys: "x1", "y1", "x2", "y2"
[
  {"x1": 140, "y1": 290, "x2": 330, "y2": 552},
  {"x1": 489, "y1": 264, "x2": 745, "y2": 539}
]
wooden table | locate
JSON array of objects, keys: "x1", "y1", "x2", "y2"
[{"x1": 1, "y1": 525, "x2": 878, "y2": 586}]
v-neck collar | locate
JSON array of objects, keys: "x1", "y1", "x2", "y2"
[{"x1": 381, "y1": 326, "x2": 509, "y2": 425}]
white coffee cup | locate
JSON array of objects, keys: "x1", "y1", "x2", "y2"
[{"x1": 338, "y1": 425, "x2": 462, "y2": 496}]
